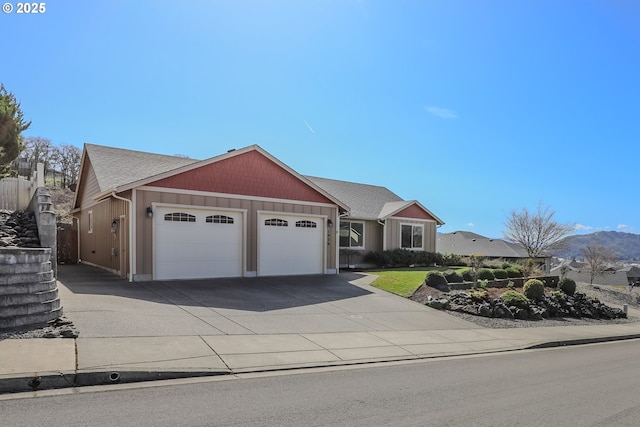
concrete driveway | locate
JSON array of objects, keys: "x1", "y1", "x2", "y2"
[{"x1": 57, "y1": 264, "x2": 480, "y2": 338}]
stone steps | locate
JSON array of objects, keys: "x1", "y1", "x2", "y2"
[{"x1": 0, "y1": 247, "x2": 62, "y2": 330}]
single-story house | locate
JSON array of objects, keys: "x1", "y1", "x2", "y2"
[
  {"x1": 307, "y1": 176, "x2": 444, "y2": 268},
  {"x1": 436, "y1": 231, "x2": 551, "y2": 272},
  {"x1": 71, "y1": 144, "x2": 444, "y2": 281}
]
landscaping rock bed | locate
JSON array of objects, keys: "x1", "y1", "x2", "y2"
[{"x1": 411, "y1": 281, "x2": 638, "y2": 329}]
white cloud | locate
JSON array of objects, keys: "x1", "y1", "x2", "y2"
[
  {"x1": 618, "y1": 224, "x2": 635, "y2": 232},
  {"x1": 426, "y1": 106, "x2": 458, "y2": 119},
  {"x1": 574, "y1": 224, "x2": 593, "y2": 231},
  {"x1": 467, "y1": 223, "x2": 475, "y2": 227}
]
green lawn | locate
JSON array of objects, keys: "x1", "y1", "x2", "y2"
[{"x1": 368, "y1": 267, "x2": 467, "y2": 297}]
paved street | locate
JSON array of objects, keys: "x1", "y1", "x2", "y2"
[{"x1": 3, "y1": 340, "x2": 640, "y2": 426}]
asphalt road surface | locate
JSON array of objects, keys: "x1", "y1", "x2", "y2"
[{"x1": 3, "y1": 340, "x2": 640, "y2": 426}]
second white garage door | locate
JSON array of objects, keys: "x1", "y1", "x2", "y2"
[
  {"x1": 154, "y1": 206, "x2": 243, "y2": 280},
  {"x1": 258, "y1": 213, "x2": 324, "y2": 276}
]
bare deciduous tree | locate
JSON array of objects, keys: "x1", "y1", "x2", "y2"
[
  {"x1": 582, "y1": 243, "x2": 618, "y2": 284},
  {"x1": 503, "y1": 203, "x2": 574, "y2": 258},
  {"x1": 53, "y1": 143, "x2": 82, "y2": 188}
]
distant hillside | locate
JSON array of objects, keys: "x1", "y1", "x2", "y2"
[{"x1": 552, "y1": 231, "x2": 640, "y2": 261}]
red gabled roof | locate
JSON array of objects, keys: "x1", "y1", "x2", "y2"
[{"x1": 148, "y1": 149, "x2": 334, "y2": 204}]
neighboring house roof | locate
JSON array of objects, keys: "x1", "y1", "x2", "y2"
[
  {"x1": 305, "y1": 176, "x2": 444, "y2": 224},
  {"x1": 436, "y1": 231, "x2": 532, "y2": 258}
]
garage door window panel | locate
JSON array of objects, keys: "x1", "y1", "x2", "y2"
[
  {"x1": 164, "y1": 212, "x2": 196, "y2": 222},
  {"x1": 265, "y1": 218, "x2": 288, "y2": 227},
  {"x1": 296, "y1": 220, "x2": 317, "y2": 228},
  {"x1": 206, "y1": 215, "x2": 234, "y2": 224}
]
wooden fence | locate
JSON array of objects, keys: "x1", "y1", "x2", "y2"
[{"x1": 0, "y1": 164, "x2": 44, "y2": 211}]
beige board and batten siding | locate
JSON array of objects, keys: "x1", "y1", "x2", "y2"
[
  {"x1": 385, "y1": 218, "x2": 438, "y2": 252},
  {"x1": 77, "y1": 194, "x2": 129, "y2": 274},
  {"x1": 135, "y1": 188, "x2": 338, "y2": 279}
]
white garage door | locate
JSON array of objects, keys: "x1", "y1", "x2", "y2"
[
  {"x1": 258, "y1": 214, "x2": 324, "y2": 276},
  {"x1": 154, "y1": 206, "x2": 243, "y2": 280}
]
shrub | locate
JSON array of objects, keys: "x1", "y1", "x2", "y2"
[
  {"x1": 523, "y1": 279, "x2": 545, "y2": 300},
  {"x1": 441, "y1": 253, "x2": 465, "y2": 266},
  {"x1": 470, "y1": 289, "x2": 488, "y2": 302},
  {"x1": 444, "y1": 270, "x2": 464, "y2": 283},
  {"x1": 507, "y1": 280, "x2": 515, "y2": 289},
  {"x1": 506, "y1": 266, "x2": 524, "y2": 278},
  {"x1": 364, "y1": 251, "x2": 388, "y2": 267},
  {"x1": 425, "y1": 271, "x2": 448, "y2": 288},
  {"x1": 501, "y1": 262, "x2": 512, "y2": 269},
  {"x1": 462, "y1": 269, "x2": 474, "y2": 282},
  {"x1": 386, "y1": 249, "x2": 416, "y2": 267},
  {"x1": 477, "y1": 280, "x2": 488, "y2": 289},
  {"x1": 559, "y1": 277, "x2": 577, "y2": 296},
  {"x1": 493, "y1": 269, "x2": 508, "y2": 279},
  {"x1": 477, "y1": 269, "x2": 495, "y2": 281},
  {"x1": 501, "y1": 290, "x2": 529, "y2": 308}
]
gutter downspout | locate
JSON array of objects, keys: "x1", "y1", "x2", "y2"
[
  {"x1": 72, "y1": 216, "x2": 80, "y2": 263},
  {"x1": 377, "y1": 219, "x2": 386, "y2": 251},
  {"x1": 110, "y1": 192, "x2": 133, "y2": 282},
  {"x1": 338, "y1": 211, "x2": 349, "y2": 273}
]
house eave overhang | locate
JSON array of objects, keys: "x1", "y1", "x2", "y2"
[{"x1": 379, "y1": 200, "x2": 445, "y2": 225}]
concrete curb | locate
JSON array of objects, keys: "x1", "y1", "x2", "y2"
[
  {"x1": 3, "y1": 334, "x2": 640, "y2": 395},
  {"x1": 0, "y1": 370, "x2": 230, "y2": 394}
]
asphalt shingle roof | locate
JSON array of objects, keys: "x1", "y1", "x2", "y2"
[
  {"x1": 304, "y1": 176, "x2": 404, "y2": 219},
  {"x1": 83, "y1": 145, "x2": 437, "y2": 221},
  {"x1": 85, "y1": 144, "x2": 198, "y2": 193},
  {"x1": 436, "y1": 231, "x2": 530, "y2": 258}
]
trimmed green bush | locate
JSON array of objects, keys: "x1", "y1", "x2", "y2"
[
  {"x1": 470, "y1": 289, "x2": 488, "y2": 302},
  {"x1": 559, "y1": 277, "x2": 577, "y2": 296},
  {"x1": 462, "y1": 269, "x2": 474, "y2": 282},
  {"x1": 441, "y1": 253, "x2": 465, "y2": 266},
  {"x1": 501, "y1": 290, "x2": 529, "y2": 308},
  {"x1": 523, "y1": 279, "x2": 545, "y2": 300},
  {"x1": 425, "y1": 271, "x2": 448, "y2": 288},
  {"x1": 444, "y1": 270, "x2": 464, "y2": 283},
  {"x1": 477, "y1": 269, "x2": 495, "y2": 280},
  {"x1": 493, "y1": 269, "x2": 508, "y2": 280},
  {"x1": 506, "y1": 266, "x2": 524, "y2": 278}
]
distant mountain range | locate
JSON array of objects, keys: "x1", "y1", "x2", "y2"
[{"x1": 552, "y1": 231, "x2": 640, "y2": 261}]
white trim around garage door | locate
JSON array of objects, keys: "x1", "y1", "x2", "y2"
[
  {"x1": 152, "y1": 203, "x2": 247, "y2": 280},
  {"x1": 257, "y1": 210, "x2": 327, "y2": 276}
]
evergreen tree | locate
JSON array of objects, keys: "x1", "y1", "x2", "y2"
[{"x1": 0, "y1": 84, "x2": 31, "y2": 176}]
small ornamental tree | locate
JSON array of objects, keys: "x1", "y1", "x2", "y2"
[{"x1": 503, "y1": 203, "x2": 574, "y2": 258}]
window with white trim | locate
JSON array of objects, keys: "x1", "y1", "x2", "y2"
[
  {"x1": 401, "y1": 224, "x2": 423, "y2": 249},
  {"x1": 164, "y1": 212, "x2": 196, "y2": 222},
  {"x1": 295, "y1": 220, "x2": 317, "y2": 228},
  {"x1": 88, "y1": 210, "x2": 93, "y2": 234},
  {"x1": 265, "y1": 218, "x2": 288, "y2": 227},
  {"x1": 339, "y1": 221, "x2": 364, "y2": 248},
  {"x1": 206, "y1": 215, "x2": 234, "y2": 224}
]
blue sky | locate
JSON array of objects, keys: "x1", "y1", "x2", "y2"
[{"x1": 2, "y1": 0, "x2": 639, "y2": 238}]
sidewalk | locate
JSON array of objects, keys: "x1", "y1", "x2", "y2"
[
  {"x1": 4, "y1": 265, "x2": 640, "y2": 394},
  {"x1": 3, "y1": 323, "x2": 640, "y2": 394}
]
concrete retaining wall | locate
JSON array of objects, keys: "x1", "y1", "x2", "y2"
[
  {"x1": 0, "y1": 247, "x2": 62, "y2": 330},
  {"x1": 28, "y1": 187, "x2": 57, "y2": 277}
]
